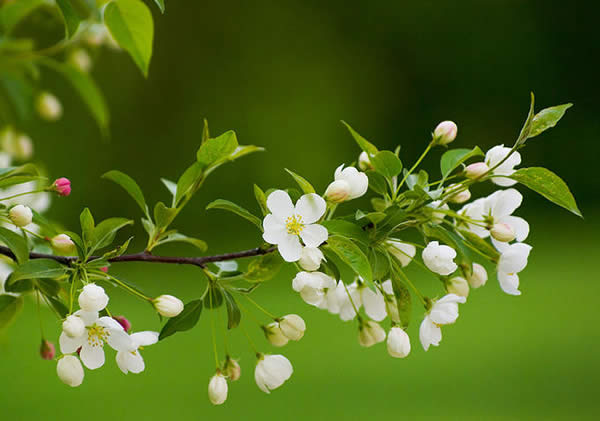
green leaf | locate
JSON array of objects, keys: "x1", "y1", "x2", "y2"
[
  {"x1": 244, "y1": 253, "x2": 283, "y2": 282},
  {"x1": 369, "y1": 248, "x2": 390, "y2": 281},
  {"x1": 370, "y1": 151, "x2": 403, "y2": 179},
  {"x1": 206, "y1": 199, "x2": 262, "y2": 229},
  {"x1": 254, "y1": 184, "x2": 268, "y2": 216},
  {"x1": 390, "y1": 278, "x2": 411, "y2": 329},
  {"x1": 156, "y1": 232, "x2": 207, "y2": 252},
  {"x1": 197, "y1": 130, "x2": 238, "y2": 167},
  {"x1": 159, "y1": 299, "x2": 203, "y2": 340},
  {"x1": 509, "y1": 167, "x2": 582, "y2": 217},
  {"x1": 440, "y1": 147, "x2": 484, "y2": 179},
  {"x1": 154, "y1": 202, "x2": 177, "y2": 229},
  {"x1": 102, "y1": 170, "x2": 148, "y2": 215},
  {"x1": 0, "y1": 226, "x2": 29, "y2": 264},
  {"x1": 153, "y1": 0, "x2": 165, "y2": 13},
  {"x1": 228, "y1": 145, "x2": 264, "y2": 160},
  {"x1": 341, "y1": 121, "x2": 378, "y2": 155},
  {"x1": 515, "y1": 92, "x2": 536, "y2": 146},
  {"x1": 222, "y1": 289, "x2": 241, "y2": 329},
  {"x1": 366, "y1": 170, "x2": 388, "y2": 195},
  {"x1": 100, "y1": 236, "x2": 133, "y2": 260},
  {"x1": 160, "y1": 178, "x2": 177, "y2": 199},
  {"x1": 321, "y1": 220, "x2": 368, "y2": 245},
  {"x1": 0, "y1": 0, "x2": 45, "y2": 34},
  {"x1": 458, "y1": 229, "x2": 500, "y2": 261},
  {"x1": 0, "y1": 295, "x2": 24, "y2": 329},
  {"x1": 5, "y1": 259, "x2": 68, "y2": 293},
  {"x1": 325, "y1": 235, "x2": 372, "y2": 282},
  {"x1": 0, "y1": 175, "x2": 45, "y2": 189},
  {"x1": 529, "y1": 103, "x2": 572, "y2": 138},
  {"x1": 204, "y1": 286, "x2": 223, "y2": 309},
  {"x1": 104, "y1": 0, "x2": 154, "y2": 77},
  {"x1": 90, "y1": 218, "x2": 133, "y2": 254},
  {"x1": 46, "y1": 295, "x2": 69, "y2": 318},
  {"x1": 56, "y1": 0, "x2": 81, "y2": 38},
  {"x1": 201, "y1": 118, "x2": 210, "y2": 143},
  {"x1": 80, "y1": 208, "x2": 95, "y2": 248},
  {"x1": 175, "y1": 162, "x2": 203, "y2": 204},
  {"x1": 285, "y1": 168, "x2": 315, "y2": 194}
]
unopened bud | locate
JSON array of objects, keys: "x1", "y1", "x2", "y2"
[
  {"x1": 8, "y1": 204, "x2": 32, "y2": 227},
  {"x1": 36, "y1": 92, "x2": 62, "y2": 121},
  {"x1": 263, "y1": 322, "x2": 289, "y2": 347},
  {"x1": 279, "y1": 314, "x2": 306, "y2": 341},
  {"x1": 433, "y1": 121, "x2": 457, "y2": 145},
  {"x1": 78, "y1": 283, "x2": 109, "y2": 312},
  {"x1": 358, "y1": 320, "x2": 386, "y2": 347},
  {"x1": 52, "y1": 177, "x2": 71, "y2": 196},
  {"x1": 153, "y1": 294, "x2": 184, "y2": 317},
  {"x1": 113, "y1": 315, "x2": 131, "y2": 332},
  {"x1": 490, "y1": 223, "x2": 516, "y2": 242},
  {"x1": 224, "y1": 358, "x2": 241, "y2": 381},
  {"x1": 51, "y1": 234, "x2": 76, "y2": 255},
  {"x1": 467, "y1": 263, "x2": 488, "y2": 288},
  {"x1": 68, "y1": 48, "x2": 92, "y2": 73},
  {"x1": 208, "y1": 373, "x2": 228, "y2": 405},
  {"x1": 447, "y1": 184, "x2": 471, "y2": 204},
  {"x1": 358, "y1": 151, "x2": 373, "y2": 171},
  {"x1": 324, "y1": 180, "x2": 351, "y2": 203},
  {"x1": 1, "y1": 128, "x2": 34, "y2": 161},
  {"x1": 100, "y1": 266, "x2": 109, "y2": 273},
  {"x1": 40, "y1": 339, "x2": 56, "y2": 360},
  {"x1": 386, "y1": 327, "x2": 411, "y2": 358},
  {"x1": 298, "y1": 247, "x2": 324, "y2": 271},
  {"x1": 464, "y1": 162, "x2": 489, "y2": 179},
  {"x1": 447, "y1": 276, "x2": 470, "y2": 297},
  {"x1": 56, "y1": 355, "x2": 84, "y2": 387},
  {"x1": 62, "y1": 315, "x2": 85, "y2": 338}
]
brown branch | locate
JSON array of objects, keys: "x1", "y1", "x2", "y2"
[{"x1": 0, "y1": 245, "x2": 276, "y2": 268}]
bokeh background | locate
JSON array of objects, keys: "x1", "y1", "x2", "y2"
[{"x1": 1, "y1": 0, "x2": 599, "y2": 419}]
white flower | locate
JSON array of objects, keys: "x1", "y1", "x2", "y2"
[
  {"x1": 419, "y1": 316, "x2": 441, "y2": 351},
  {"x1": 57, "y1": 355, "x2": 84, "y2": 387},
  {"x1": 78, "y1": 283, "x2": 109, "y2": 312},
  {"x1": 255, "y1": 354, "x2": 293, "y2": 394},
  {"x1": 153, "y1": 294, "x2": 184, "y2": 317},
  {"x1": 8, "y1": 205, "x2": 32, "y2": 227},
  {"x1": 208, "y1": 373, "x2": 228, "y2": 405},
  {"x1": 116, "y1": 331, "x2": 159, "y2": 374},
  {"x1": 279, "y1": 314, "x2": 306, "y2": 341},
  {"x1": 292, "y1": 271, "x2": 336, "y2": 308},
  {"x1": 358, "y1": 151, "x2": 372, "y2": 171},
  {"x1": 497, "y1": 243, "x2": 532, "y2": 295},
  {"x1": 484, "y1": 189, "x2": 529, "y2": 252},
  {"x1": 51, "y1": 234, "x2": 76, "y2": 255},
  {"x1": 385, "y1": 240, "x2": 416, "y2": 267},
  {"x1": 464, "y1": 162, "x2": 489, "y2": 179},
  {"x1": 446, "y1": 184, "x2": 471, "y2": 204},
  {"x1": 447, "y1": 276, "x2": 469, "y2": 297},
  {"x1": 298, "y1": 246, "x2": 324, "y2": 271},
  {"x1": 62, "y1": 314, "x2": 86, "y2": 338},
  {"x1": 422, "y1": 241, "x2": 458, "y2": 276},
  {"x1": 467, "y1": 263, "x2": 488, "y2": 288},
  {"x1": 358, "y1": 320, "x2": 386, "y2": 347},
  {"x1": 382, "y1": 280, "x2": 400, "y2": 323},
  {"x1": 263, "y1": 322, "x2": 289, "y2": 347},
  {"x1": 324, "y1": 165, "x2": 368, "y2": 202},
  {"x1": 263, "y1": 190, "x2": 328, "y2": 262},
  {"x1": 358, "y1": 283, "x2": 387, "y2": 322},
  {"x1": 59, "y1": 310, "x2": 132, "y2": 369},
  {"x1": 36, "y1": 92, "x2": 63, "y2": 121},
  {"x1": 485, "y1": 145, "x2": 521, "y2": 187},
  {"x1": 387, "y1": 327, "x2": 411, "y2": 358},
  {"x1": 324, "y1": 280, "x2": 361, "y2": 321},
  {"x1": 428, "y1": 293, "x2": 467, "y2": 325},
  {"x1": 427, "y1": 200, "x2": 450, "y2": 224}
]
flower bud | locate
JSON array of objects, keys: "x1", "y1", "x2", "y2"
[
  {"x1": 385, "y1": 297, "x2": 400, "y2": 324},
  {"x1": 100, "y1": 266, "x2": 109, "y2": 273},
  {"x1": 8, "y1": 204, "x2": 32, "y2": 227},
  {"x1": 51, "y1": 234, "x2": 77, "y2": 255},
  {"x1": 78, "y1": 283, "x2": 109, "y2": 312},
  {"x1": 153, "y1": 294, "x2": 184, "y2": 317},
  {"x1": 0, "y1": 127, "x2": 33, "y2": 161},
  {"x1": 113, "y1": 315, "x2": 131, "y2": 333},
  {"x1": 263, "y1": 322, "x2": 289, "y2": 347},
  {"x1": 68, "y1": 48, "x2": 92, "y2": 72},
  {"x1": 358, "y1": 320, "x2": 386, "y2": 347},
  {"x1": 490, "y1": 223, "x2": 516, "y2": 242},
  {"x1": 447, "y1": 184, "x2": 471, "y2": 204},
  {"x1": 62, "y1": 315, "x2": 86, "y2": 338},
  {"x1": 447, "y1": 276, "x2": 470, "y2": 298},
  {"x1": 36, "y1": 92, "x2": 63, "y2": 121},
  {"x1": 464, "y1": 162, "x2": 489, "y2": 179},
  {"x1": 298, "y1": 247, "x2": 324, "y2": 271},
  {"x1": 57, "y1": 355, "x2": 84, "y2": 387},
  {"x1": 52, "y1": 177, "x2": 71, "y2": 196},
  {"x1": 40, "y1": 339, "x2": 56, "y2": 360},
  {"x1": 279, "y1": 314, "x2": 306, "y2": 341},
  {"x1": 358, "y1": 151, "x2": 373, "y2": 171},
  {"x1": 386, "y1": 327, "x2": 411, "y2": 358},
  {"x1": 224, "y1": 358, "x2": 241, "y2": 381},
  {"x1": 208, "y1": 373, "x2": 228, "y2": 405},
  {"x1": 433, "y1": 121, "x2": 457, "y2": 145},
  {"x1": 385, "y1": 240, "x2": 416, "y2": 267},
  {"x1": 324, "y1": 180, "x2": 351, "y2": 203},
  {"x1": 467, "y1": 263, "x2": 488, "y2": 288}
]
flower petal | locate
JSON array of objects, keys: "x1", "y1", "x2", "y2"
[
  {"x1": 262, "y1": 214, "x2": 287, "y2": 244},
  {"x1": 490, "y1": 189, "x2": 522, "y2": 219},
  {"x1": 73, "y1": 310, "x2": 99, "y2": 326},
  {"x1": 59, "y1": 331, "x2": 85, "y2": 354},
  {"x1": 295, "y1": 194, "x2": 326, "y2": 224},
  {"x1": 299, "y1": 224, "x2": 328, "y2": 248},
  {"x1": 131, "y1": 331, "x2": 159, "y2": 347},
  {"x1": 277, "y1": 233, "x2": 302, "y2": 262},
  {"x1": 106, "y1": 328, "x2": 133, "y2": 352},
  {"x1": 501, "y1": 215, "x2": 529, "y2": 242},
  {"x1": 266, "y1": 190, "x2": 294, "y2": 220},
  {"x1": 360, "y1": 286, "x2": 387, "y2": 322},
  {"x1": 80, "y1": 343, "x2": 105, "y2": 370},
  {"x1": 498, "y1": 271, "x2": 521, "y2": 296}
]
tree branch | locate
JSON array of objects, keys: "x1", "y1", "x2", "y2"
[{"x1": 0, "y1": 245, "x2": 276, "y2": 267}]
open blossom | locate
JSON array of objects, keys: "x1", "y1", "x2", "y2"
[
  {"x1": 485, "y1": 145, "x2": 521, "y2": 187},
  {"x1": 57, "y1": 355, "x2": 84, "y2": 387},
  {"x1": 387, "y1": 327, "x2": 411, "y2": 358},
  {"x1": 263, "y1": 190, "x2": 328, "y2": 262},
  {"x1": 467, "y1": 263, "x2": 488, "y2": 288},
  {"x1": 385, "y1": 240, "x2": 416, "y2": 267},
  {"x1": 116, "y1": 331, "x2": 159, "y2": 374},
  {"x1": 255, "y1": 354, "x2": 293, "y2": 394},
  {"x1": 497, "y1": 243, "x2": 532, "y2": 295},
  {"x1": 298, "y1": 246, "x2": 324, "y2": 271},
  {"x1": 420, "y1": 294, "x2": 466, "y2": 351},
  {"x1": 422, "y1": 241, "x2": 458, "y2": 276},
  {"x1": 325, "y1": 280, "x2": 361, "y2": 321},
  {"x1": 292, "y1": 271, "x2": 336, "y2": 308},
  {"x1": 208, "y1": 373, "x2": 228, "y2": 405},
  {"x1": 324, "y1": 165, "x2": 368, "y2": 203},
  {"x1": 419, "y1": 316, "x2": 441, "y2": 351},
  {"x1": 358, "y1": 283, "x2": 387, "y2": 322}
]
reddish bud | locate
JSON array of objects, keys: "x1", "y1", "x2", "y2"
[
  {"x1": 113, "y1": 315, "x2": 131, "y2": 332},
  {"x1": 100, "y1": 266, "x2": 109, "y2": 273},
  {"x1": 40, "y1": 339, "x2": 56, "y2": 360},
  {"x1": 53, "y1": 177, "x2": 71, "y2": 196}
]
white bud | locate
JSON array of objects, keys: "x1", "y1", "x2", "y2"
[
  {"x1": 447, "y1": 184, "x2": 471, "y2": 204},
  {"x1": 387, "y1": 327, "x2": 411, "y2": 358},
  {"x1": 428, "y1": 200, "x2": 450, "y2": 224},
  {"x1": 385, "y1": 240, "x2": 416, "y2": 267},
  {"x1": 78, "y1": 283, "x2": 109, "y2": 312},
  {"x1": 62, "y1": 315, "x2": 86, "y2": 338},
  {"x1": 433, "y1": 121, "x2": 457, "y2": 145},
  {"x1": 263, "y1": 322, "x2": 289, "y2": 347},
  {"x1": 467, "y1": 263, "x2": 488, "y2": 288},
  {"x1": 56, "y1": 355, "x2": 84, "y2": 387},
  {"x1": 422, "y1": 241, "x2": 458, "y2": 276},
  {"x1": 208, "y1": 373, "x2": 228, "y2": 405},
  {"x1": 68, "y1": 48, "x2": 92, "y2": 73},
  {"x1": 464, "y1": 162, "x2": 489, "y2": 179},
  {"x1": 324, "y1": 179, "x2": 351, "y2": 203},
  {"x1": 298, "y1": 247, "x2": 324, "y2": 271},
  {"x1": 279, "y1": 314, "x2": 306, "y2": 341},
  {"x1": 36, "y1": 92, "x2": 63, "y2": 121},
  {"x1": 358, "y1": 151, "x2": 372, "y2": 171},
  {"x1": 255, "y1": 354, "x2": 293, "y2": 393},
  {"x1": 447, "y1": 276, "x2": 470, "y2": 298},
  {"x1": 490, "y1": 223, "x2": 516, "y2": 242},
  {"x1": 51, "y1": 234, "x2": 76, "y2": 255},
  {"x1": 8, "y1": 205, "x2": 32, "y2": 227},
  {"x1": 153, "y1": 294, "x2": 184, "y2": 317},
  {"x1": 358, "y1": 320, "x2": 386, "y2": 347}
]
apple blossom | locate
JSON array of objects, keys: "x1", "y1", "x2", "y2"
[
  {"x1": 51, "y1": 234, "x2": 76, "y2": 255},
  {"x1": 116, "y1": 331, "x2": 159, "y2": 374},
  {"x1": 292, "y1": 271, "x2": 336, "y2": 308},
  {"x1": 358, "y1": 151, "x2": 373, "y2": 171},
  {"x1": 464, "y1": 162, "x2": 489, "y2": 179},
  {"x1": 497, "y1": 243, "x2": 532, "y2": 295},
  {"x1": 208, "y1": 373, "x2": 228, "y2": 405},
  {"x1": 385, "y1": 239, "x2": 416, "y2": 267},
  {"x1": 40, "y1": 339, "x2": 56, "y2": 360},
  {"x1": 358, "y1": 283, "x2": 387, "y2": 322},
  {"x1": 422, "y1": 241, "x2": 458, "y2": 276},
  {"x1": 52, "y1": 177, "x2": 72, "y2": 196},
  {"x1": 153, "y1": 294, "x2": 184, "y2": 317},
  {"x1": 298, "y1": 246, "x2": 324, "y2": 271},
  {"x1": 427, "y1": 200, "x2": 450, "y2": 224},
  {"x1": 485, "y1": 145, "x2": 521, "y2": 187},
  {"x1": 56, "y1": 355, "x2": 84, "y2": 387},
  {"x1": 447, "y1": 276, "x2": 469, "y2": 297},
  {"x1": 263, "y1": 322, "x2": 289, "y2": 347},
  {"x1": 484, "y1": 189, "x2": 529, "y2": 251},
  {"x1": 467, "y1": 263, "x2": 488, "y2": 288},
  {"x1": 255, "y1": 354, "x2": 293, "y2": 394},
  {"x1": 36, "y1": 92, "x2": 63, "y2": 121},
  {"x1": 447, "y1": 184, "x2": 471, "y2": 204},
  {"x1": 387, "y1": 327, "x2": 411, "y2": 358},
  {"x1": 324, "y1": 165, "x2": 368, "y2": 203},
  {"x1": 358, "y1": 320, "x2": 386, "y2": 347},
  {"x1": 62, "y1": 314, "x2": 86, "y2": 338},
  {"x1": 382, "y1": 280, "x2": 400, "y2": 324},
  {"x1": 419, "y1": 316, "x2": 441, "y2": 351},
  {"x1": 263, "y1": 190, "x2": 328, "y2": 262},
  {"x1": 68, "y1": 48, "x2": 92, "y2": 72},
  {"x1": 278, "y1": 314, "x2": 306, "y2": 341},
  {"x1": 324, "y1": 280, "x2": 361, "y2": 321},
  {"x1": 78, "y1": 283, "x2": 109, "y2": 312},
  {"x1": 8, "y1": 204, "x2": 32, "y2": 227},
  {"x1": 433, "y1": 121, "x2": 457, "y2": 145},
  {"x1": 428, "y1": 294, "x2": 467, "y2": 325}
]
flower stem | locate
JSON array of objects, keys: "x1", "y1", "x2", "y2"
[
  {"x1": 244, "y1": 295, "x2": 276, "y2": 319},
  {"x1": 398, "y1": 141, "x2": 434, "y2": 190}
]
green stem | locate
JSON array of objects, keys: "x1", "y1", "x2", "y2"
[
  {"x1": 244, "y1": 295, "x2": 276, "y2": 319},
  {"x1": 398, "y1": 141, "x2": 434, "y2": 190},
  {"x1": 101, "y1": 272, "x2": 152, "y2": 302},
  {"x1": 209, "y1": 290, "x2": 220, "y2": 369},
  {"x1": 0, "y1": 189, "x2": 46, "y2": 202}
]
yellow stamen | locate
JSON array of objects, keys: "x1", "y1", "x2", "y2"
[
  {"x1": 87, "y1": 324, "x2": 109, "y2": 347},
  {"x1": 285, "y1": 214, "x2": 304, "y2": 235}
]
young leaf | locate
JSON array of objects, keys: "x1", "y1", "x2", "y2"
[
  {"x1": 341, "y1": 121, "x2": 378, "y2": 155},
  {"x1": 370, "y1": 151, "x2": 403, "y2": 179},
  {"x1": 56, "y1": 0, "x2": 81, "y2": 38},
  {"x1": 0, "y1": 295, "x2": 24, "y2": 329},
  {"x1": 197, "y1": 130, "x2": 238, "y2": 167},
  {"x1": 104, "y1": 0, "x2": 154, "y2": 77},
  {"x1": 156, "y1": 232, "x2": 207, "y2": 252},
  {"x1": 440, "y1": 147, "x2": 484, "y2": 179},
  {"x1": 515, "y1": 92, "x2": 535, "y2": 146},
  {"x1": 154, "y1": 202, "x2": 177, "y2": 229},
  {"x1": 102, "y1": 170, "x2": 148, "y2": 215},
  {"x1": 101, "y1": 236, "x2": 133, "y2": 260},
  {"x1": 80, "y1": 208, "x2": 95, "y2": 247},
  {"x1": 254, "y1": 184, "x2": 268, "y2": 215},
  {"x1": 204, "y1": 286, "x2": 223, "y2": 309},
  {"x1": 285, "y1": 168, "x2": 315, "y2": 194},
  {"x1": 229, "y1": 145, "x2": 264, "y2": 160},
  {"x1": 244, "y1": 253, "x2": 283, "y2": 282},
  {"x1": 320, "y1": 220, "x2": 369, "y2": 245},
  {"x1": 90, "y1": 218, "x2": 134, "y2": 254},
  {"x1": 161, "y1": 178, "x2": 177, "y2": 198},
  {"x1": 222, "y1": 289, "x2": 241, "y2": 329},
  {"x1": 458, "y1": 230, "x2": 500, "y2": 261},
  {"x1": 366, "y1": 171, "x2": 388, "y2": 195},
  {"x1": 508, "y1": 167, "x2": 582, "y2": 217},
  {"x1": 175, "y1": 162, "x2": 203, "y2": 204},
  {"x1": 325, "y1": 235, "x2": 372, "y2": 282},
  {"x1": 206, "y1": 199, "x2": 262, "y2": 229},
  {"x1": 529, "y1": 103, "x2": 573, "y2": 138},
  {"x1": 0, "y1": 226, "x2": 29, "y2": 264},
  {"x1": 5, "y1": 259, "x2": 68, "y2": 292},
  {"x1": 153, "y1": 0, "x2": 165, "y2": 13},
  {"x1": 159, "y1": 299, "x2": 203, "y2": 340}
]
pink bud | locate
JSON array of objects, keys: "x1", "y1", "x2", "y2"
[
  {"x1": 53, "y1": 177, "x2": 71, "y2": 196},
  {"x1": 40, "y1": 339, "x2": 56, "y2": 360},
  {"x1": 113, "y1": 315, "x2": 131, "y2": 332},
  {"x1": 100, "y1": 266, "x2": 109, "y2": 273}
]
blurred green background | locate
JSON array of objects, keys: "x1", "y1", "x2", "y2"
[{"x1": 1, "y1": 0, "x2": 599, "y2": 419}]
